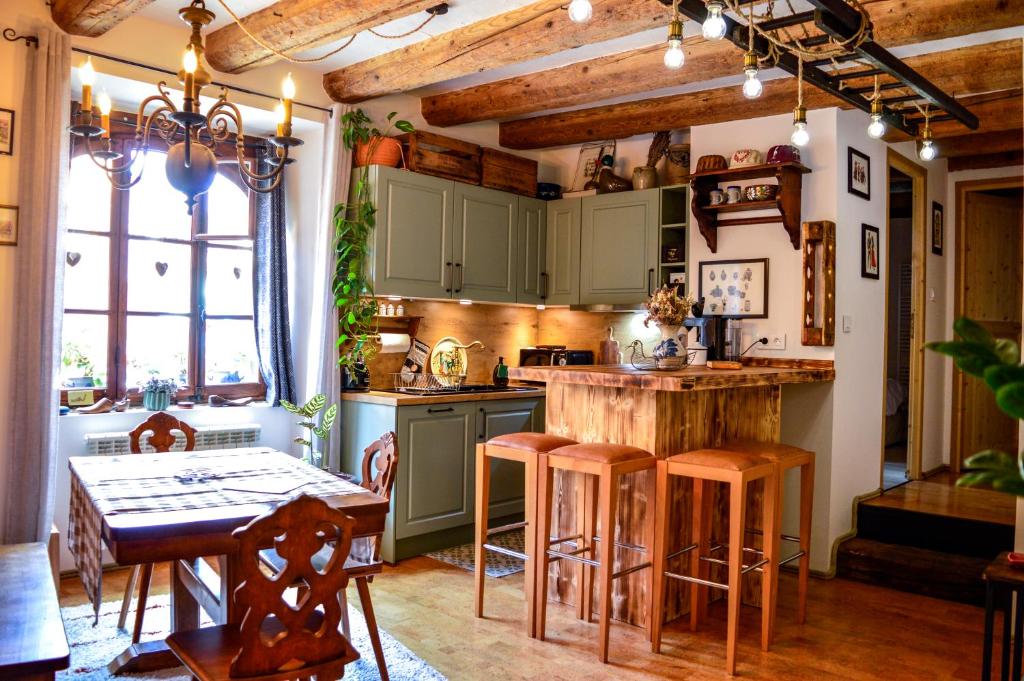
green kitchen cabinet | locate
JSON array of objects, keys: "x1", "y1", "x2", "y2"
[
  {"x1": 516, "y1": 196, "x2": 547, "y2": 305},
  {"x1": 580, "y1": 189, "x2": 660, "y2": 305},
  {"x1": 454, "y1": 184, "x2": 518, "y2": 303},
  {"x1": 545, "y1": 197, "x2": 582, "y2": 306}
]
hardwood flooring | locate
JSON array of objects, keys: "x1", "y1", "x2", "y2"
[
  {"x1": 62, "y1": 556, "x2": 995, "y2": 680},
  {"x1": 864, "y1": 477, "x2": 1015, "y2": 527}
]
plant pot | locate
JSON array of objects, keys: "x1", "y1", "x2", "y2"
[
  {"x1": 354, "y1": 136, "x2": 403, "y2": 168},
  {"x1": 143, "y1": 389, "x2": 171, "y2": 411}
]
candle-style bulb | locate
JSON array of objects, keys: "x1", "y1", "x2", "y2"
[
  {"x1": 79, "y1": 57, "x2": 96, "y2": 86},
  {"x1": 275, "y1": 101, "x2": 286, "y2": 124},
  {"x1": 282, "y1": 72, "x2": 296, "y2": 100},
  {"x1": 98, "y1": 92, "x2": 112, "y2": 116},
  {"x1": 183, "y1": 47, "x2": 198, "y2": 75}
]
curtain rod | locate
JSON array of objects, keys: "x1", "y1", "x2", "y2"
[{"x1": 71, "y1": 46, "x2": 333, "y2": 116}]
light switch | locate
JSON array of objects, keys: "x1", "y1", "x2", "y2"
[
  {"x1": 928, "y1": 287, "x2": 936, "y2": 302},
  {"x1": 842, "y1": 315, "x2": 853, "y2": 333}
]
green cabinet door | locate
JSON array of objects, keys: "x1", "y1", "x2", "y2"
[
  {"x1": 394, "y1": 403, "x2": 476, "y2": 539},
  {"x1": 474, "y1": 398, "x2": 545, "y2": 519},
  {"x1": 453, "y1": 184, "x2": 518, "y2": 303},
  {"x1": 545, "y1": 198, "x2": 581, "y2": 306},
  {"x1": 516, "y1": 197, "x2": 547, "y2": 305},
  {"x1": 367, "y1": 166, "x2": 454, "y2": 299},
  {"x1": 580, "y1": 189, "x2": 660, "y2": 305}
]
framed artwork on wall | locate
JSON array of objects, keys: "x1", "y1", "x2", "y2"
[
  {"x1": 931, "y1": 201, "x2": 944, "y2": 255},
  {"x1": 848, "y1": 146, "x2": 870, "y2": 200},
  {"x1": 0, "y1": 205, "x2": 18, "y2": 246},
  {"x1": 697, "y1": 258, "x2": 769, "y2": 318},
  {"x1": 861, "y1": 223, "x2": 880, "y2": 279},
  {"x1": 0, "y1": 108, "x2": 14, "y2": 156}
]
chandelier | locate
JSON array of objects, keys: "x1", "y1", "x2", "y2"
[{"x1": 68, "y1": 0, "x2": 302, "y2": 214}]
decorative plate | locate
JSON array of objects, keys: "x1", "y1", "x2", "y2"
[{"x1": 430, "y1": 336, "x2": 468, "y2": 381}]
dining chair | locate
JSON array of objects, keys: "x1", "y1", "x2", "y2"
[
  {"x1": 260, "y1": 431, "x2": 399, "y2": 681},
  {"x1": 166, "y1": 494, "x2": 361, "y2": 681},
  {"x1": 119, "y1": 411, "x2": 197, "y2": 641}
]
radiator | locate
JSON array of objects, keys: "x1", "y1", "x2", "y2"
[{"x1": 84, "y1": 423, "x2": 261, "y2": 456}]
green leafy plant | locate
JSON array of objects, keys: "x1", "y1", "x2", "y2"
[
  {"x1": 281, "y1": 393, "x2": 338, "y2": 470},
  {"x1": 334, "y1": 109, "x2": 414, "y2": 368},
  {"x1": 927, "y1": 317, "x2": 1024, "y2": 494}
]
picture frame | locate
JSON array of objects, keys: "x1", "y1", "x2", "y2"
[
  {"x1": 569, "y1": 139, "x2": 615, "y2": 192},
  {"x1": 848, "y1": 146, "x2": 870, "y2": 200},
  {"x1": 668, "y1": 271, "x2": 686, "y2": 284},
  {"x1": 931, "y1": 201, "x2": 944, "y2": 255},
  {"x1": 0, "y1": 108, "x2": 13, "y2": 156},
  {"x1": 0, "y1": 205, "x2": 17, "y2": 246},
  {"x1": 861, "y1": 223, "x2": 880, "y2": 279},
  {"x1": 697, "y1": 258, "x2": 769, "y2": 318}
]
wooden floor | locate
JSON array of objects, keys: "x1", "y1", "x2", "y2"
[
  {"x1": 865, "y1": 471, "x2": 1016, "y2": 527},
  {"x1": 62, "y1": 556, "x2": 995, "y2": 680}
]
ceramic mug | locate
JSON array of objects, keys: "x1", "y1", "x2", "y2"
[
  {"x1": 726, "y1": 185, "x2": 742, "y2": 204},
  {"x1": 709, "y1": 189, "x2": 725, "y2": 205}
]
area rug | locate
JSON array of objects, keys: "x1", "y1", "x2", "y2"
[
  {"x1": 59, "y1": 595, "x2": 446, "y2": 680},
  {"x1": 426, "y1": 528, "x2": 525, "y2": 578}
]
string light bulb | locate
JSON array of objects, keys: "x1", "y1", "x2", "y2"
[
  {"x1": 567, "y1": 0, "x2": 592, "y2": 23},
  {"x1": 917, "y1": 118, "x2": 937, "y2": 161},
  {"x1": 866, "y1": 99, "x2": 886, "y2": 139},
  {"x1": 741, "y1": 52, "x2": 762, "y2": 99},
  {"x1": 663, "y1": 4, "x2": 684, "y2": 70},
  {"x1": 702, "y1": 1, "x2": 727, "y2": 40},
  {"x1": 790, "y1": 59, "x2": 809, "y2": 146}
]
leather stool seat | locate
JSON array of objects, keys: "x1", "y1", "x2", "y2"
[
  {"x1": 721, "y1": 440, "x2": 812, "y2": 463},
  {"x1": 488, "y1": 432, "x2": 577, "y2": 452},
  {"x1": 667, "y1": 449, "x2": 768, "y2": 471},
  {"x1": 549, "y1": 443, "x2": 653, "y2": 464}
]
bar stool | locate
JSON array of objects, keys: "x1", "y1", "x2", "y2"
[
  {"x1": 722, "y1": 440, "x2": 815, "y2": 633},
  {"x1": 650, "y1": 449, "x2": 778, "y2": 676},
  {"x1": 475, "y1": 432, "x2": 576, "y2": 638},
  {"x1": 536, "y1": 442, "x2": 657, "y2": 663}
]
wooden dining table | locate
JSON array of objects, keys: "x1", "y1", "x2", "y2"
[{"x1": 67, "y1": 447, "x2": 389, "y2": 676}]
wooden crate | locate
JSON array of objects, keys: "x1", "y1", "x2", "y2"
[
  {"x1": 397, "y1": 131, "x2": 481, "y2": 185},
  {"x1": 481, "y1": 147, "x2": 538, "y2": 197}
]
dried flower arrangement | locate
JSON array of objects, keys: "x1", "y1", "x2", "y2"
[{"x1": 644, "y1": 285, "x2": 696, "y2": 328}]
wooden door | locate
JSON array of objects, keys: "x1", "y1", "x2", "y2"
[
  {"x1": 545, "y1": 198, "x2": 581, "y2": 306},
  {"x1": 516, "y1": 197, "x2": 547, "y2": 305},
  {"x1": 956, "y1": 188, "x2": 1023, "y2": 467},
  {"x1": 579, "y1": 189, "x2": 660, "y2": 305},
  {"x1": 476, "y1": 398, "x2": 545, "y2": 519},
  {"x1": 369, "y1": 167, "x2": 454, "y2": 299},
  {"x1": 453, "y1": 184, "x2": 518, "y2": 303}
]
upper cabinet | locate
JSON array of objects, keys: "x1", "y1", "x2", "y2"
[
  {"x1": 517, "y1": 196, "x2": 547, "y2": 305},
  {"x1": 453, "y1": 184, "x2": 518, "y2": 303},
  {"x1": 545, "y1": 198, "x2": 581, "y2": 306},
  {"x1": 579, "y1": 189, "x2": 660, "y2": 305}
]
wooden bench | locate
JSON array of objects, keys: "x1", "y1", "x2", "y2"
[{"x1": 0, "y1": 543, "x2": 71, "y2": 680}]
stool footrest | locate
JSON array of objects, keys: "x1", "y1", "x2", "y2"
[
  {"x1": 591, "y1": 535, "x2": 648, "y2": 554},
  {"x1": 487, "y1": 521, "x2": 527, "y2": 536},
  {"x1": 744, "y1": 527, "x2": 802, "y2": 544},
  {"x1": 665, "y1": 570, "x2": 730, "y2": 591},
  {"x1": 612, "y1": 561, "x2": 652, "y2": 580},
  {"x1": 667, "y1": 543, "x2": 698, "y2": 562},
  {"x1": 778, "y1": 549, "x2": 806, "y2": 567},
  {"x1": 549, "y1": 534, "x2": 583, "y2": 547},
  {"x1": 548, "y1": 548, "x2": 599, "y2": 568},
  {"x1": 699, "y1": 554, "x2": 766, "y2": 575},
  {"x1": 483, "y1": 543, "x2": 528, "y2": 562}
]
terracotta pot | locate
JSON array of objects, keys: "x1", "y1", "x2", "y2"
[{"x1": 354, "y1": 136, "x2": 403, "y2": 168}]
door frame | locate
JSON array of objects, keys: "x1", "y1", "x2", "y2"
[
  {"x1": 950, "y1": 175, "x2": 1024, "y2": 473},
  {"x1": 880, "y1": 149, "x2": 928, "y2": 487}
]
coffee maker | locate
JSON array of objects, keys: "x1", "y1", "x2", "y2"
[{"x1": 685, "y1": 298, "x2": 735, "y2": 361}]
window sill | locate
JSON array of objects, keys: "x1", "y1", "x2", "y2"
[{"x1": 60, "y1": 401, "x2": 275, "y2": 416}]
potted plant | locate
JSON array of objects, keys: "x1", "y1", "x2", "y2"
[
  {"x1": 644, "y1": 285, "x2": 696, "y2": 360},
  {"x1": 343, "y1": 109, "x2": 410, "y2": 168},
  {"x1": 280, "y1": 394, "x2": 338, "y2": 470},
  {"x1": 335, "y1": 110, "x2": 413, "y2": 385},
  {"x1": 140, "y1": 377, "x2": 178, "y2": 411}
]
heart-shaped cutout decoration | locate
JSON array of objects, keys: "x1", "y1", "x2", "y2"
[
  {"x1": 155, "y1": 261, "x2": 169, "y2": 277},
  {"x1": 233, "y1": 267, "x2": 241, "y2": 280},
  {"x1": 66, "y1": 251, "x2": 82, "y2": 267}
]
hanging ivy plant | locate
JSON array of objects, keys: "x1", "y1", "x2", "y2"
[{"x1": 334, "y1": 109, "x2": 414, "y2": 368}]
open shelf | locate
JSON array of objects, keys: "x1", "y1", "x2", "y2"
[
  {"x1": 700, "y1": 199, "x2": 780, "y2": 213},
  {"x1": 373, "y1": 315, "x2": 421, "y2": 338},
  {"x1": 690, "y1": 161, "x2": 810, "y2": 182}
]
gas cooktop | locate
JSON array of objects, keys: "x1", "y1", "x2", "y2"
[{"x1": 380, "y1": 384, "x2": 537, "y2": 395}]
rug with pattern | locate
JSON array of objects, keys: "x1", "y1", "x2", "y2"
[{"x1": 426, "y1": 528, "x2": 526, "y2": 578}]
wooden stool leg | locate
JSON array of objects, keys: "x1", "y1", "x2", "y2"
[
  {"x1": 582, "y1": 473, "x2": 598, "y2": 623},
  {"x1": 474, "y1": 446, "x2": 490, "y2": 620},
  {"x1": 118, "y1": 564, "x2": 141, "y2": 631},
  {"x1": 651, "y1": 462, "x2": 671, "y2": 653},
  {"x1": 524, "y1": 455, "x2": 538, "y2": 639},
  {"x1": 798, "y1": 458, "x2": 815, "y2": 625},
  {"x1": 761, "y1": 472, "x2": 779, "y2": 652},
  {"x1": 725, "y1": 480, "x2": 747, "y2": 676},
  {"x1": 690, "y1": 478, "x2": 707, "y2": 632},
  {"x1": 536, "y1": 463, "x2": 555, "y2": 641},
  {"x1": 132, "y1": 563, "x2": 154, "y2": 644},
  {"x1": 339, "y1": 586, "x2": 351, "y2": 641},
  {"x1": 597, "y1": 467, "x2": 618, "y2": 663},
  {"x1": 642, "y1": 467, "x2": 657, "y2": 644},
  {"x1": 356, "y1": 576, "x2": 389, "y2": 681}
]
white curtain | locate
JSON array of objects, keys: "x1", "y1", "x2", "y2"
[
  {"x1": 305, "y1": 103, "x2": 352, "y2": 471},
  {"x1": 1, "y1": 28, "x2": 71, "y2": 543}
]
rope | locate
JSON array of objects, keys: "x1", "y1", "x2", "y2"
[
  {"x1": 368, "y1": 12, "x2": 437, "y2": 39},
  {"x1": 725, "y1": 0, "x2": 872, "y2": 63}
]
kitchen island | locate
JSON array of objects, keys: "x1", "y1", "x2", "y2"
[{"x1": 509, "y1": 361, "x2": 835, "y2": 627}]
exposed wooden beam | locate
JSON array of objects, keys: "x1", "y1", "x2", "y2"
[
  {"x1": 322, "y1": 0, "x2": 672, "y2": 104},
  {"x1": 498, "y1": 40, "x2": 1021, "y2": 149},
  {"x1": 204, "y1": 0, "x2": 438, "y2": 74},
  {"x1": 422, "y1": 0, "x2": 1023, "y2": 128},
  {"x1": 937, "y1": 131, "x2": 1023, "y2": 159},
  {"x1": 885, "y1": 89, "x2": 1023, "y2": 142},
  {"x1": 948, "y1": 150, "x2": 1024, "y2": 172},
  {"x1": 51, "y1": 0, "x2": 154, "y2": 37}
]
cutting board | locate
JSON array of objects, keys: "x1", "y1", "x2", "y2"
[{"x1": 599, "y1": 326, "x2": 621, "y2": 365}]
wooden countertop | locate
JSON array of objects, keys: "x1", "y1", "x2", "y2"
[
  {"x1": 340, "y1": 386, "x2": 546, "y2": 406},
  {"x1": 508, "y1": 363, "x2": 834, "y2": 392}
]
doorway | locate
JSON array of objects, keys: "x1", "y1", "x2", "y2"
[
  {"x1": 881, "y1": 150, "x2": 927, "y2": 491},
  {"x1": 951, "y1": 177, "x2": 1024, "y2": 474}
]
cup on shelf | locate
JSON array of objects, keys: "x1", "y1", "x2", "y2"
[
  {"x1": 709, "y1": 189, "x2": 725, "y2": 205},
  {"x1": 726, "y1": 185, "x2": 742, "y2": 204}
]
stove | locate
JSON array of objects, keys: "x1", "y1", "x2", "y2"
[{"x1": 380, "y1": 384, "x2": 537, "y2": 396}]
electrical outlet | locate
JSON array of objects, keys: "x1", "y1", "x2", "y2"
[{"x1": 770, "y1": 334, "x2": 786, "y2": 350}]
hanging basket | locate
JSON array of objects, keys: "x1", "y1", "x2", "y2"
[{"x1": 354, "y1": 136, "x2": 404, "y2": 168}]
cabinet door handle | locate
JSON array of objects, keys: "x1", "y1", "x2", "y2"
[
  {"x1": 445, "y1": 261, "x2": 453, "y2": 293},
  {"x1": 540, "y1": 272, "x2": 549, "y2": 299},
  {"x1": 478, "y1": 407, "x2": 485, "y2": 440},
  {"x1": 647, "y1": 268, "x2": 655, "y2": 296},
  {"x1": 455, "y1": 262, "x2": 464, "y2": 293},
  {"x1": 427, "y1": 406, "x2": 454, "y2": 414}
]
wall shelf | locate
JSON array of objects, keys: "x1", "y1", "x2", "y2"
[
  {"x1": 373, "y1": 315, "x2": 422, "y2": 338},
  {"x1": 690, "y1": 161, "x2": 810, "y2": 252}
]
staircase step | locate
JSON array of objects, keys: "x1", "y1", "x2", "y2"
[
  {"x1": 857, "y1": 502, "x2": 1013, "y2": 558},
  {"x1": 836, "y1": 537, "x2": 991, "y2": 606}
]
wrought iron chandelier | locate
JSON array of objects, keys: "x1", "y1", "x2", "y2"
[{"x1": 68, "y1": 0, "x2": 302, "y2": 214}]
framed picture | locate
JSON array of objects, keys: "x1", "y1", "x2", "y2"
[
  {"x1": 569, "y1": 139, "x2": 615, "y2": 192},
  {"x1": 861, "y1": 223, "x2": 880, "y2": 279},
  {"x1": 697, "y1": 258, "x2": 769, "y2": 318},
  {"x1": 0, "y1": 108, "x2": 13, "y2": 156},
  {"x1": 668, "y1": 271, "x2": 686, "y2": 284},
  {"x1": 0, "y1": 205, "x2": 17, "y2": 246},
  {"x1": 848, "y1": 146, "x2": 870, "y2": 200},
  {"x1": 931, "y1": 201, "x2": 944, "y2": 255}
]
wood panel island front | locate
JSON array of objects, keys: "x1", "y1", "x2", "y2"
[{"x1": 508, "y1": 362, "x2": 835, "y2": 627}]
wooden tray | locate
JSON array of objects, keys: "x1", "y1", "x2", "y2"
[
  {"x1": 481, "y1": 147, "x2": 538, "y2": 197},
  {"x1": 397, "y1": 131, "x2": 481, "y2": 185}
]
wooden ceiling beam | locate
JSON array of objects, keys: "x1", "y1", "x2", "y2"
[
  {"x1": 423, "y1": 0, "x2": 1023, "y2": 128},
  {"x1": 948, "y1": 150, "x2": 1024, "y2": 172},
  {"x1": 204, "y1": 0, "x2": 438, "y2": 74},
  {"x1": 51, "y1": 0, "x2": 155, "y2": 37},
  {"x1": 322, "y1": 0, "x2": 673, "y2": 104},
  {"x1": 498, "y1": 40, "x2": 1021, "y2": 149},
  {"x1": 885, "y1": 89, "x2": 1023, "y2": 142},
  {"x1": 937, "y1": 131, "x2": 1023, "y2": 159}
]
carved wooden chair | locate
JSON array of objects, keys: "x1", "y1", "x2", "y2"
[
  {"x1": 119, "y1": 411, "x2": 197, "y2": 641},
  {"x1": 261, "y1": 431, "x2": 399, "y2": 681},
  {"x1": 166, "y1": 494, "x2": 361, "y2": 681}
]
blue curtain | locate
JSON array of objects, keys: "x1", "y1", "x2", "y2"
[{"x1": 253, "y1": 154, "x2": 296, "y2": 405}]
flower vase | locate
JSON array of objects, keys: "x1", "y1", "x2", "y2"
[
  {"x1": 143, "y1": 389, "x2": 171, "y2": 411},
  {"x1": 653, "y1": 324, "x2": 686, "y2": 359}
]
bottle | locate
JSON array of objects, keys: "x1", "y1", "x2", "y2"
[
  {"x1": 492, "y1": 356, "x2": 509, "y2": 387},
  {"x1": 396, "y1": 304, "x2": 405, "y2": 317}
]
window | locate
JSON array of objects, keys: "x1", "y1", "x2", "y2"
[{"x1": 60, "y1": 140, "x2": 263, "y2": 403}]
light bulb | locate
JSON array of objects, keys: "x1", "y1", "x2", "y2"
[
  {"x1": 791, "y1": 121, "x2": 809, "y2": 147},
  {"x1": 97, "y1": 92, "x2": 112, "y2": 116},
  {"x1": 567, "y1": 0, "x2": 592, "y2": 23},
  {"x1": 867, "y1": 113, "x2": 886, "y2": 139},
  {"x1": 79, "y1": 57, "x2": 96, "y2": 86},
  {"x1": 664, "y1": 38, "x2": 685, "y2": 69},
  {"x1": 183, "y1": 47, "x2": 198, "y2": 74},
  {"x1": 742, "y1": 68, "x2": 762, "y2": 99},
  {"x1": 282, "y1": 72, "x2": 296, "y2": 100},
  {"x1": 275, "y1": 101, "x2": 286, "y2": 124},
  {"x1": 918, "y1": 139, "x2": 937, "y2": 161},
  {"x1": 702, "y1": 1, "x2": 727, "y2": 40}
]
